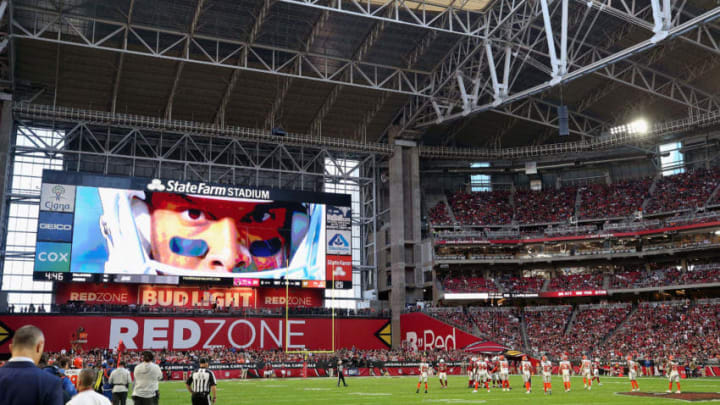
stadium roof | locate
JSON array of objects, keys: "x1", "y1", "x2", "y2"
[{"x1": 6, "y1": 0, "x2": 720, "y2": 149}]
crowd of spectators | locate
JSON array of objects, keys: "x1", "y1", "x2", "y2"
[
  {"x1": 578, "y1": 179, "x2": 651, "y2": 219},
  {"x1": 467, "y1": 307, "x2": 523, "y2": 349},
  {"x1": 430, "y1": 169, "x2": 720, "y2": 229},
  {"x1": 447, "y1": 190, "x2": 513, "y2": 225},
  {"x1": 547, "y1": 271, "x2": 605, "y2": 291},
  {"x1": 514, "y1": 187, "x2": 576, "y2": 225},
  {"x1": 428, "y1": 201, "x2": 453, "y2": 226},
  {"x1": 524, "y1": 306, "x2": 573, "y2": 356},
  {"x1": 423, "y1": 307, "x2": 477, "y2": 332},
  {"x1": 604, "y1": 300, "x2": 720, "y2": 362},
  {"x1": 494, "y1": 274, "x2": 545, "y2": 293},
  {"x1": 555, "y1": 304, "x2": 632, "y2": 359},
  {"x1": 1, "y1": 302, "x2": 390, "y2": 318},
  {"x1": 646, "y1": 168, "x2": 720, "y2": 214},
  {"x1": 441, "y1": 276, "x2": 499, "y2": 293}
]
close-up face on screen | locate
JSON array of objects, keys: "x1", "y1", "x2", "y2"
[{"x1": 146, "y1": 192, "x2": 309, "y2": 273}]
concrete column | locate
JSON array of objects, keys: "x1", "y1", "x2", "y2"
[{"x1": 388, "y1": 138, "x2": 422, "y2": 349}]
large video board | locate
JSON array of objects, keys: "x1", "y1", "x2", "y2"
[{"x1": 34, "y1": 171, "x2": 352, "y2": 288}]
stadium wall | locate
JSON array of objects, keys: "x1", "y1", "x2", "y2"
[{"x1": 0, "y1": 315, "x2": 391, "y2": 353}]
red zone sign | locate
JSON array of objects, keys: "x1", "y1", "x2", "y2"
[{"x1": 0, "y1": 315, "x2": 391, "y2": 352}]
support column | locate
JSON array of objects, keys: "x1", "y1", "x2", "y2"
[
  {"x1": 389, "y1": 136, "x2": 422, "y2": 349},
  {"x1": 0, "y1": 101, "x2": 13, "y2": 310}
]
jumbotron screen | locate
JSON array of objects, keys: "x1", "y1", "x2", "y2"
[{"x1": 33, "y1": 171, "x2": 352, "y2": 288}]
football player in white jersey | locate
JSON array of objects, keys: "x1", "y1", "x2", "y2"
[
  {"x1": 626, "y1": 355, "x2": 639, "y2": 392},
  {"x1": 559, "y1": 354, "x2": 572, "y2": 392},
  {"x1": 666, "y1": 355, "x2": 681, "y2": 394},
  {"x1": 540, "y1": 355, "x2": 553, "y2": 395},
  {"x1": 473, "y1": 357, "x2": 490, "y2": 393},
  {"x1": 416, "y1": 357, "x2": 429, "y2": 394},
  {"x1": 520, "y1": 356, "x2": 533, "y2": 394},
  {"x1": 498, "y1": 355, "x2": 510, "y2": 391},
  {"x1": 581, "y1": 355, "x2": 593, "y2": 390}
]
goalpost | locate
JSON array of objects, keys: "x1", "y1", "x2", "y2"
[{"x1": 283, "y1": 267, "x2": 336, "y2": 355}]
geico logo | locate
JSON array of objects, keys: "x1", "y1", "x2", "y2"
[
  {"x1": 38, "y1": 251, "x2": 69, "y2": 262},
  {"x1": 39, "y1": 223, "x2": 72, "y2": 230}
]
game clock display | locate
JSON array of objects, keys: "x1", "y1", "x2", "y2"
[{"x1": 33, "y1": 170, "x2": 353, "y2": 289}]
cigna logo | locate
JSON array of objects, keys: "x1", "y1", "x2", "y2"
[{"x1": 147, "y1": 179, "x2": 166, "y2": 191}]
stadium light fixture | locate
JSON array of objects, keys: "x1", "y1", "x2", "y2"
[{"x1": 609, "y1": 118, "x2": 650, "y2": 136}]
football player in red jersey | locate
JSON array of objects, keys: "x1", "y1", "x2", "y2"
[
  {"x1": 591, "y1": 357, "x2": 602, "y2": 386},
  {"x1": 437, "y1": 359, "x2": 448, "y2": 388}
]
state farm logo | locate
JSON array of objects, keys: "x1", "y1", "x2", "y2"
[{"x1": 147, "y1": 179, "x2": 166, "y2": 191}]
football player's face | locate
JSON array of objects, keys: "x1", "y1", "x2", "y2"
[{"x1": 148, "y1": 193, "x2": 289, "y2": 272}]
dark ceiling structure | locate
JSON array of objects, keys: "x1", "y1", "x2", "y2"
[{"x1": 4, "y1": 0, "x2": 720, "y2": 149}]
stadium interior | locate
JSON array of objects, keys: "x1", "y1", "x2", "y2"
[{"x1": 0, "y1": 0, "x2": 720, "y2": 401}]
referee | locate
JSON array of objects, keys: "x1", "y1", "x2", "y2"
[
  {"x1": 186, "y1": 358, "x2": 217, "y2": 405},
  {"x1": 336, "y1": 359, "x2": 348, "y2": 387}
]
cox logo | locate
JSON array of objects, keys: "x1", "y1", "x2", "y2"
[
  {"x1": 38, "y1": 251, "x2": 69, "y2": 262},
  {"x1": 39, "y1": 223, "x2": 72, "y2": 231}
]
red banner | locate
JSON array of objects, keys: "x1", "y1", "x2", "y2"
[
  {"x1": 326, "y1": 255, "x2": 352, "y2": 282},
  {"x1": 138, "y1": 286, "x2": 257, "y2": 308},
  {"x1": 55, "y1": 283, "x2": 138, "y2": 305},
  {"x1": 400, "y1": 312, "x2": 480, "y2": 351},
  {"x1": 539, "y1": 290, "x2": 607, "y2": 298},
  {"x1": 0, "y1": 315, "x2": 390, "y2": 352},
  {"x1": 257, "y1": 288, "x2": 323, "y2": 308}
]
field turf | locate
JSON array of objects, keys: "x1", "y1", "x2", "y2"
[{"x1": 151, "y1": 375, "x2": 720, "y2": 404}]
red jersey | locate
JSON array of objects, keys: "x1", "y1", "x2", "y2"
[{"x1": 438, "y1": 363, "x2": 447, "y2": 372}]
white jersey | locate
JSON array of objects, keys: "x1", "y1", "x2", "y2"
[
  {"x1": 67, "y1": 390, "x2": 112, "y2": 405},
  {"x1": 541, "y1": 360, "x2": 553, "y2": 375},
  {"x1": 521, "y1": 360, "x2": 532, "y2": 374},
  {"x1": 499, "y1": 360, "x2": 509, "y2": 374},
  {"x1": 581, "y1": 359, "x2": 592, "y2": 375}
]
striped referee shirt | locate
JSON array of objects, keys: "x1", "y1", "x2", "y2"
[{"x1": 187, "y1": 368, "x2": 217, "y2": 394}]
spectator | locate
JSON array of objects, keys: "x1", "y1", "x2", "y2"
[
  {"x1": 68, "y1": 368, "x2": 112, "y2": 405},
  {"x1": 108, "y1": 361, "x2": 131, "y2": 405},
  {"x1": 0, "y1": 325, "x2": 64, "y2": 405},
  {"x1": 132, "y1": 351, "x2": 162, "y2": 405}
]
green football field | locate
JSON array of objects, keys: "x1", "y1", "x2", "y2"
[{"x1": 148, "y1": 375, "x2": 720, "y2": 404}]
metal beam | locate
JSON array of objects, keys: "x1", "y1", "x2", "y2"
[
  {"x1": 165, "y1": 0, "x2": 206, "y2": 119},
  {"x1": 424, "y1": 6, "x2": 720, "y2": 126},
  {"x1": 12, "y1": 6, "x2": 434, "y2": 98},
  {"x1": 263, "y1": 10, "x2": 330, "y2": 130},
  {"x1": 214, "y1": 0, "x2": 277, "y2": 125},
  {"x1": 277, "y1": 0, "x2": 487, "y2": 38},
  {"x1": 308, "y1": 6, "x2": 394, "y2": 136},
  {"x1": 110, "y1": 0, "x2": 134, "y2": 114}
]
